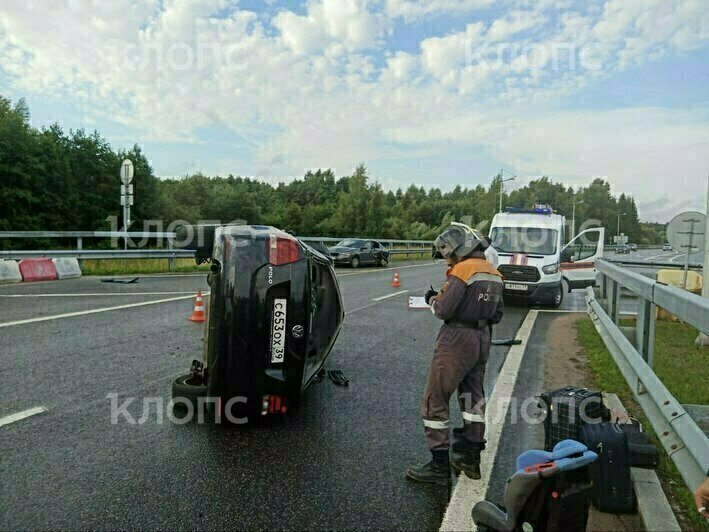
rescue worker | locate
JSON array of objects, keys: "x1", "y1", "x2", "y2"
[{"x1": 406, "y1": 225, "x2": 504, "y2": 485}]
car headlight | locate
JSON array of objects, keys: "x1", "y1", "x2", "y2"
[{"x1": 542, "y1": 262, "x2": 559, "y2": 274}]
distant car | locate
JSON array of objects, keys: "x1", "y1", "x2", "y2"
[
  {"x1": 328, "y1": 239, "x2": 390, "y2": 268},
  {"x1": 663, "y1": 243, "x2": 672, "y2": 252},
  {"x1": 615, "y1": 244, "x2": 630, "y2": 254},
  {"x1": 172, "y1": 224, "x2": 344, "y2": 421},
  {"x1": 628, "y1": 243, "x2": 637, "y2": 251}
]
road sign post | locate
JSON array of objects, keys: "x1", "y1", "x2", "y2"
[
  {"x1": 697, "y1": 174, "x2": 709, "y2": 346},
  {"x1": 120, "y1": 159, "x2": 134, "y2": 250}
]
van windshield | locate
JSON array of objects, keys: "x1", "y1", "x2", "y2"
[{"x1": 490, "y1": 227, "x2": 558, "y2": 255}]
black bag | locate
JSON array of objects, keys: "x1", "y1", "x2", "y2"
[
  {"x1": 616, "y1": 419, "x2": 660, "y2": 469},
  {"x1": 539, "y1": 386, "x2": 610, "y2": 451},
  {"x1": 580, "y1": 422, "x2": 636, "y2": 513}
]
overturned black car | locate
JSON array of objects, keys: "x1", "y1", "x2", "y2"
[{"x1": 172, "y1": 224, "x2": 344, "y2": 422}]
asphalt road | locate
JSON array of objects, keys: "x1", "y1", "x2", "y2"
[
  {"x1": 0, "y1": 261, "x2": 530, "y2": 530},
  {"x1": 0, "y1": 250, "x2": 666, "y2": 529}
]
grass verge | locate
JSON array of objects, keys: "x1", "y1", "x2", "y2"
[
  {"x1": 81, "y1": 258, "x2": 210, "y2": 276},
  {"x1": 576, "y1": 318, "x2": 708, "y2": 531}
]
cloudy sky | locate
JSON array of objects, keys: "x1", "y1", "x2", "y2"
[{"x1": 1, "y1": 0, "x2": 707, "y2": 222}]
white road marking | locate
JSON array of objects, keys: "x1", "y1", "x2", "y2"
[
  {"x1": 372, "y1": 290, "x2": 410, "y2": 302},
  {"x1": 0, "y1": 406, "x2": 47, "y2": 427},
  {"x1": 0, "y1": 291, "x2": 201, "y2": 298},
  {"x1": 670, "y1": 253, "x2": 688, "y2": 263},
  {"x1": 0, "y1": 294, "x2": 207, "y2": 329},
  {"x1": 440, "y1": 310, "x2": 540, "y2": 532},
  {"x1": 644, "y1": 252, "x2": 670, "y2": 262}
]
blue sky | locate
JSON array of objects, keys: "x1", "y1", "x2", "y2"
[{"x1": 1, "y1": 0, "x2": 707, "y2": 222}]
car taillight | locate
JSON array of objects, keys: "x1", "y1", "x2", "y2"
[
  {"x1": 268, "y1": 235, "x2": 302, "y2": 265},
  {"x1": 261, "y1": 395, "x2": 288, "y2": 416}
]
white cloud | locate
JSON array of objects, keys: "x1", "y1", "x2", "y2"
[{"x1": 386, "y1": 0, "x2": 496, "y2": 21}]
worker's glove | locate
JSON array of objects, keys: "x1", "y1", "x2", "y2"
[{"x1": 424, "y1": 288, "x2": 438, "y2": 305}]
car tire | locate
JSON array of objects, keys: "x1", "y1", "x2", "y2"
[
  {"x1": 350, "y1": 256, "x2": 360, "y2": 268},
  {"x1": 171, "y1": 374, "x2": 207, "y2": 411},
  {"x1": 378, "y1": 256, "x2": 388, "y2": 267},
  {"x1": 551, "y1": 283, "x2": 564, "y2": 308}
]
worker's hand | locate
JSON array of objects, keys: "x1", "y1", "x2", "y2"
[
  {"x1": 695, "y1": 477, "x2": 709, "y2": 518},
  {"x1": 424, "y1": 288, "x2": 438, "y2": 305}
]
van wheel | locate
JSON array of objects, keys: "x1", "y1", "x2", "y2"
[
  {"x1": 551, "y1": 283, "x2": 564, "y2": 308},
  {"x1": 171, "y1": 374, "x2": 207, "y2": 411},
  {"x1": 350, "y1": 256, "x2": 360, "y2": 268}
]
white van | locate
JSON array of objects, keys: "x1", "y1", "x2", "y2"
[{"x1": 489, "y1": 206, "x2": 605, "y2": 307}]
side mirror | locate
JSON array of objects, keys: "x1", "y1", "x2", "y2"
[{"x1": 560, "y1": 249, "x2": 573, "y2": 263}]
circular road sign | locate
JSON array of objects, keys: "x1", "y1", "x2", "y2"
[
  {"x1": 666, "y1": 210, "x2": 705, "y2": 254},
  {"x1": 120, "y1": 159, "x2": 134, "y2": 185}
]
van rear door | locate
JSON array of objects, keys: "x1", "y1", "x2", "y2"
[{"x1": 560, "y1": 228, "x2": 605, "y2": 290}]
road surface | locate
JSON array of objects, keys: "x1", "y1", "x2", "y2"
[{"x1": 0, "y1": 255, "x2": 661, "y2": 529}]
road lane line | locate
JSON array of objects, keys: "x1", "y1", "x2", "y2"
[
  {"x1": 670, "y1": 253, "x2": 687, "y2": 263},
  {"x1": 372, "y1": 290, "x2": 410, "y2": 302},
  {"x1": 0, "y1": 291, "x2": 201, "y2": 298},
  {"x1": 441, "y1": 310, "x2": 540, "y2": 532},
  {"x1": 0, "y1": 294, "x2": 206, "y2": 329},
  {"x1": 0, "y1": 406, "x2": 47, "y2": 427}
]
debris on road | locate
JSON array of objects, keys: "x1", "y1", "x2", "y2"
[
  {"x1": 100, "y1": 277, "x2": 139, "y2": 284},
  {"x1": 328, "y1": 369, "x2": 350, "y2": 386},
  {"x1": 492, "y1": 338, "x2": 522, "y2": 346}
]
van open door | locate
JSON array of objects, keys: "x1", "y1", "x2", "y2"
[{"x1": 560, "y1": 227, "x2": 605, "y2": 291}]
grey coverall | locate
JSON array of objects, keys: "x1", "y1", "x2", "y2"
[{"x1": 422, "y1": 255, "x2": 504, "y2": 451}]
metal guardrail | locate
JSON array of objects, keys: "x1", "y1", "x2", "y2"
[
  {"x1": 605, "y1": 258, "x2": 703, "y2": 270},
  {"x1": 0, "y1": 231, "x2": 433, "y2": 264},
  {"x1": 587, "y1": 259, "x2": 709, "y2": 494}
]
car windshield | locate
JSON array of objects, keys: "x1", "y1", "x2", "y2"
[
  {"x1": 490, "y1": 227, "x2": 558, "y2": 255},
  {"x1": 337, "y1": 239, "x2": 365, "y2": 248}
]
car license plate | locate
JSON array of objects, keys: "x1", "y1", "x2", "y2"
[
  {"x1": 505, "y1": 283, "x2": 527, "y2": 291},
  {"x1": 271, "y1": 298, "x2": 287, "y2": 363}
]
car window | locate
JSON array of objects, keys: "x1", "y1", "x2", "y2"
[{"x1": 338, "y1": 239, "x2": 364, "y2": 248}]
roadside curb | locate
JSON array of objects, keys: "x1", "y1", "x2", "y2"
[{"x1": 603, "y1": 392, "x2": 681, "y2": 532}]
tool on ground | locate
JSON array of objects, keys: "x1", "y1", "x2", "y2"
[
  {"x1": 492, "y1": 338, "x2": 522, "y2": 346},
  {"x1": 327, "y1": 370, "x2": 349, "y2": 386},
  {"x1": 391, "y1": 270, "x2": 401, "y2": 288},
  {"x1": 100, "y1": 277, "x2": 139, "y2": 284},
  {"x1": 188, "y1": 290, "x2": 206, "y2": 322}
]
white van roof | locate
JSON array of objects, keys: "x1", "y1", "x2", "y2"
[{"x1": 491, "y1": 211, "x2": 564, "y2": 230}]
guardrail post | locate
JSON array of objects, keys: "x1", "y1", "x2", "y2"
[
  {"x1": 76, "y1": 237, "x2": 83, "y2": 267},
  {"x1": 167, "y1": 238, "x2": 174, "y2": 272},
  {"x1": 636, "y1": 299, "x2": 656, "y2": 367},
  {"x1": 611, "y1": 280, "x2": 623, "y2": 325}
]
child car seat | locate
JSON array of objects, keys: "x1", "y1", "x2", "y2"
[{"x1": 472, "y1": 439, "x2": 597, "y2": 531}]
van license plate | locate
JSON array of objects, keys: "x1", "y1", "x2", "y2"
[
  {"x1": 271, "y1": 298, "x2": 287, "y2": 363},
  {"x1": 505, "y1": 283, "x2": 527, "y2": 291}
]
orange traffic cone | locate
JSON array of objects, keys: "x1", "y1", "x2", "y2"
[
  {"x1": 188, "y1": 291, "x2": 206, "y2": 322},
  {"x1": 391, "y1": 271, "x2": 401, "y2": 288}
]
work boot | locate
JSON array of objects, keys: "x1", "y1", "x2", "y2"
[
  {"x1": 450, "y1": 448, "x2": 481, "y2": 480},
  {"x1": 405, "y1": 450, "x2": 450, "y2": 485}
]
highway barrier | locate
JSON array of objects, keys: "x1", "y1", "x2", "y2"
[
  {"x1": 19, "y1": 258, "x2": 58, "y2": 282},
  {"x1": 52, "y1": 258, "x2": 82, "y2": 279},
  {"x1": 0, "y1": 260, "x2": 22, "y2": 284},
  {"x1": 586, "y1": 259, "x2": 709, "y2": 495}
]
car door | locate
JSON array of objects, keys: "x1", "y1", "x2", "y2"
[
  {"x1": 560, "y1": 227, "x2": 605, "y2": 290},
  {"x1": 359, "y1": 241, "x2": 375, "y2": 265}
]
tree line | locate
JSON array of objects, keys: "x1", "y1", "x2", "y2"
[{"x1": 1, "y1": 95, "x2": 659, "y2": 247}]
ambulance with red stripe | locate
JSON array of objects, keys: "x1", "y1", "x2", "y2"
[{"x1": 489, "y1": 205, "x2": 605, "y2": 307}]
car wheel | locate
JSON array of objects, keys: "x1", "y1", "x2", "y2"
[
  {"x1": 171, "y1": 374, "x2": 207, "y2": 411},
  {"x1": 378, "y1": 256, "x2": 388, "y2": 267},
  {"x1": 350, "y1": 256, "x2": 360, "y2": 268},
  {"x1": 551, "y1": 283, "x2": 564, "y2": 308}
]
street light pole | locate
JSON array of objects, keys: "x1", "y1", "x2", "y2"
[
  {"x1": 617, "y1": 211, "x2": 626, "y2": 239},
  {"x1": 498, "y1": 169, "x2": 517, "y2": 213},
  {"x1": 572, "y1": 199, "x2": 584, "y2": 241}
]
